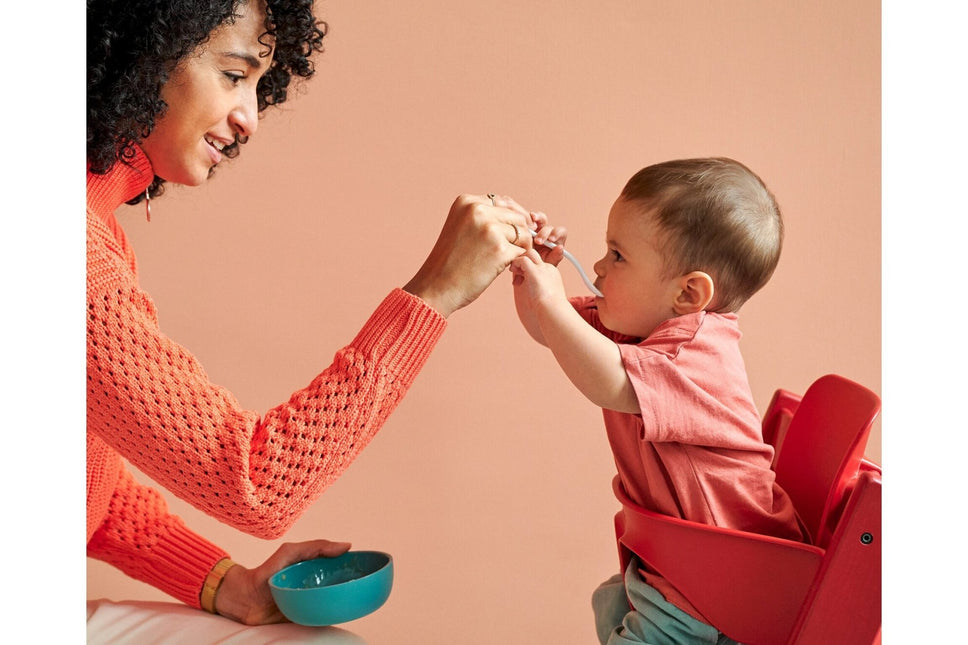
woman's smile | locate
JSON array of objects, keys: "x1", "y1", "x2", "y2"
[
  {"x1": 140, "y1": 1, "x2": 273, "y2": 185},
  {"x1": 204, "y1": 134, "x2": 229, "y2": 165}
]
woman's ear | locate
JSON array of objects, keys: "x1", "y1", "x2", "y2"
[{"x1": 673, "y1": 271, "x2": 715, "y2": 314}]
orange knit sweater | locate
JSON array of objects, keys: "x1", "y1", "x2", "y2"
[{"x1": 86, "y1": 147, "x2": 447, "y2": 607}]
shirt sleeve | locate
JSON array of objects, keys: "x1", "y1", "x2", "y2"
[
  {"x1": 87, "y1": 226, "x2": 447, "y2": 540},
  {"x1": 617, "y1": 327, "x2": 764, "y2": 450},
  {"x1": 86, "y1": 466, "x2": 228, "y2": 608}
]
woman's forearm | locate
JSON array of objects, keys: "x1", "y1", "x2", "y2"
[{"x1": 88, "y1": 274, "x2": 445, "y2": 539}]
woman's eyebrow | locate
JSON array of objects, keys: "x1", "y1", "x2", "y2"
[{"x1": 219, "y1": 50, "x2": 265, "y2": 70}]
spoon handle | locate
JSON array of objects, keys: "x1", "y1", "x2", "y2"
[{"x1": 530, "y1": 230, "x2": 603, "y2": 297}]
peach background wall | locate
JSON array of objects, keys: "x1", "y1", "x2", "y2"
[{"x1": 86, "y1": 1, "x2": 880, "y2": 643}]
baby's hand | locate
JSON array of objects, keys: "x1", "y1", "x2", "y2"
[
  {"x1": 510, "y1": 250, "x2": 568, "y2": 305},
  {"x1": 528, "y1": 210, "x2": 568, "y2": 267},
  {"x1": 497, "y1": 198, "x2": 568, "y2": 265}
]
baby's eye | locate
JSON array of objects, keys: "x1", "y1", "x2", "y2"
[{"x1": 610, "y1": 249, "x2": 623, "y2": 262}]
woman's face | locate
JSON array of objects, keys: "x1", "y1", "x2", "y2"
[{"x1": 141, "y1": 0, "x2": 274, "y2": 186}]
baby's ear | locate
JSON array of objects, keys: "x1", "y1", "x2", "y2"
[{"x1": 673, "y1": 271, "x2": 715, "y2": 314}]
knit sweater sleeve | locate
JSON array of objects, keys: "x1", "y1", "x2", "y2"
[
  {"x1": 87, "y1": 217, "x2": 447, "y2": 539},
  {"x1": 87, "y1": 466, "x2": 229, "y2": 608}
]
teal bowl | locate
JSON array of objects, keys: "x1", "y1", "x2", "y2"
[{"x1": 269, "y1": 551, "x2": 394, "y2": 626}]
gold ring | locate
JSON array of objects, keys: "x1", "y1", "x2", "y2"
[
  {"x1": 487, "y1": 193, "x2": 497, "y2": 206},
  {"x1": 509, "y1": 223, "x2": 519, "y2": 244}
]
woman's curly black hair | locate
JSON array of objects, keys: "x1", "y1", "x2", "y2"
[{"x1": 87, "y1": 0, "x2": 326, "y2": 203}]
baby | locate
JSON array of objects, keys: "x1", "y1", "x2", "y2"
[{"x1": 510, "y1": 158, "x2": 806, "y2": 644}]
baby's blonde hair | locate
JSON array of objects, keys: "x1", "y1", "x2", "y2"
[{"x1": 621, "y1": 157, "x2": 783, "y2": 313}]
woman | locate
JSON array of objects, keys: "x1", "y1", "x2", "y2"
[{"x1": 87, "y1": 0, "x2": 535, "y2": 624}]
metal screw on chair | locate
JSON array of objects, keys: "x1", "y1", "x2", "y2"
[{"x1": 860, "y1": 532, "x2": 874, "y2": 544}]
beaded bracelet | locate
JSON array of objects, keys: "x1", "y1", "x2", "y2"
[{"x1": 200, "y1": 557, "x2": 237, "y2": 614}]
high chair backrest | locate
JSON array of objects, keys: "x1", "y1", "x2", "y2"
[
  {"x1": 770, "y1": 374, "x2": 881, "y2": 547},
  {"x1": 613, "y1": 374, "x2": 882, "y2": 644}
]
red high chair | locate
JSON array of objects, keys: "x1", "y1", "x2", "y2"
[{"x1": 613, "y1": 374, "x2": 881, "y2": 645}]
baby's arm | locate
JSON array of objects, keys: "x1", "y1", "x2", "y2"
[
  {"x1": 510, "y1": 210, "x2": 566, "y2": 346},
  {"x1": 511, "y1": 252, "x2": 639, "y2": 414},
  {"x1": 512, "y1": 253, "x2": 548, "y2": 345}
]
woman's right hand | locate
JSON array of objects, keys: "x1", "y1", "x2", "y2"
[
  {"x1": 403, "y1": 194, "x2": 537, "y2": 317},
  {"x1": 214, "y1": 539, "x2": 352, "y2": 625}
]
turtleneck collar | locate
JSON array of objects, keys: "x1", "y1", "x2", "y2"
[{"x1": 86, "y1": 145, "x2": 155, "y2": 221}]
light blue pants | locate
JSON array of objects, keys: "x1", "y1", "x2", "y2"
[{"x1": 591, "y1": 561, "x2": 741, "y2": 645}]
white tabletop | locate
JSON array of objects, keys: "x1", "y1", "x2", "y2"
[{"x1": 87, "y1": 598, "x2": 368, "y2": 644}]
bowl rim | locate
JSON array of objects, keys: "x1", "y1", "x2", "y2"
[{"x1": 268, "y1": 550, "x2": 393, "y2": 592}]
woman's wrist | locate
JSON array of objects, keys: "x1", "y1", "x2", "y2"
[
  {"x1": 200, "y1": 557, "x2": 237, "y2": 615},
  {"x1": 402, "y1": 276, "x2": 460, "y2": 319}
]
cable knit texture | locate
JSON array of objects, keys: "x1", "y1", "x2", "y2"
[{"x1": 87, "y1": 147, "x2": 447, "y2": 606}]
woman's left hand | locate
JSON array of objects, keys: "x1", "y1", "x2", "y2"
[
  {"x1": 214, "y1": 539, "x2": 352, "y2": 625},
  {"x1": 403, "y1": 193, "x2": 536, "y2": 318}
]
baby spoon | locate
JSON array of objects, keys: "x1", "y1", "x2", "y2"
[{"x1": 530, "y1": 229, "x2": 604, "y2": 297}]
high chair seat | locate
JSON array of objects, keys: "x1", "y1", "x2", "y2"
[{"x1": 613, "y1": 374, "x2": 881, "y2": 645}]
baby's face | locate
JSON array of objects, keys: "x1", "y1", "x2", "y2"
[{"x1": 591, "y1": 198, "x2": 682, "y2": 338}]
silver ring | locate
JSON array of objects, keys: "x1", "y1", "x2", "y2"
[{"x1": 487, "y1": 193, "x2": 497, "y2": 206}]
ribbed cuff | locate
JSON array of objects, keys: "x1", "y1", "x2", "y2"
[
  {"x1": 136, "y1": 519, "x2": 230, "y2": 609},
  {"x1": 350, "y1": 288, "x2": 447, "y2": 386}
]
